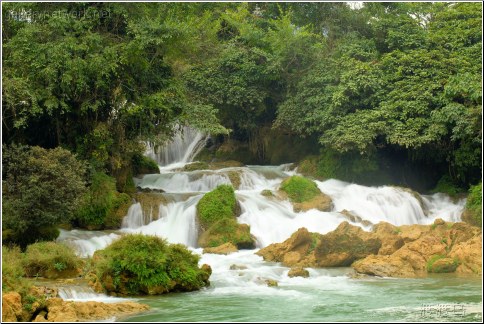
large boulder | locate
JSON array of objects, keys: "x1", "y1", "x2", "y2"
[
  {"x1": 256, "y1": 227, "x2": 315, "y2": 267},
  {"x1": 2, "y1": 292, "x2": 22, "y2": 322},
  {"x1": 278, "y1": 176, "x2": 333, "y2": 212},
  {"x1": 197, "y1": 185, "x2": 255, "y2": 249},
  {"x1": 313, "y1": 222, "x2": 381, "y2": 267},
  {"x1": 352, "y1": 220, "x2": 482, "y2": 278}
]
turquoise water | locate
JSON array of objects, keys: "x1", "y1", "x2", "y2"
[{"x1": 119, "y1": 254, "x2": 482, "y2": 322}]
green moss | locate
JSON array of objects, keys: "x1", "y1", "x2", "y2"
[
  {"x1": 132, "y1": 153, "x2": 160, "y2": 175},
  {"x1": 462, "y1": 182, "x2": 482, "y2": 227},
  {"x1": 199, "y1": 218, "x2": 253, "y2": 248},
  {"x1": 280, "y1": 176, "x2": 320, "y2": 203},
  {"x1": 426, "y1": 254, "x2": 460, "y2": 273},
  {"x1": 23, "y1": 242, "x2": 81, "y2": 279},
  {"x1": 92, "y1": 234, "x2": 210, "y2": 295},
  {"x1": 182, "y1": 162, "x2": 209, "y2": 171},
  {"x1": 197, "y1": 185, "x2": 237, "y2": 230}
]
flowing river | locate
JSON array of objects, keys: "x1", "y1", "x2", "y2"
[{"x1": 57, "y1": 127, "x2": 482, "y2": 322}]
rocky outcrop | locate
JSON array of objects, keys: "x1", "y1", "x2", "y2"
[
  {"x1": 288, "y1": 267, "x2": 310, "y2": 278},
  {"x1": 203, "y1": 242, "x2": 238, "y2": 255},
  {"x1": 257, "y1": 223, "x2": 380, "y2": 268},
  {"x1": 292, "y1": 193, "x2": 333, "y2": 213},
  {"x1": 313, "y1": 222, "x2": 381, "y2": 267},
  {"x1": 257, "y1": 219, "x2": 481, "y2": 278},
  {"x1": 36, "y1": 298, "x2": 149, "y2": 322},
  {"x1": 2, "y1": 292, "x2": 22, "y2": 322},
  {"x1": 353, "y1": 219, "x2": 482, "y2": 277},
  {"x1": 134, "y1": 192, "x2": 167, "y2": 221},
  {"x1": 2, "y1": 287, "x2": 149, "y2": 322}
]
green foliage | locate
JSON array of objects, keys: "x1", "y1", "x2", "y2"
[
  {"x1": 432, "y1": 175, "x2": 464, "y2": 197},
  {"x1": 132, "y1": 153, "x2": 160, "y2": 175},
  {"x1": 1, "y1": 246, "x2": 29, "y2": 294},
  {"x1": 280, "y1": 176, "x2": 320, "y2": 203},
  {"x1": 462, "y1": 182, "x2": 482, "y2": 227},
  {"x1": 74, "y1": 172, "x2": 132, "y2": 229},
  {"x1": 426, "y1": 254, "x2": 460, "y2": 273},
  {"x1": 197, "y1": 185, "x2": 237, "y2": 230},
  {"x1": 92, "y1": 234, "x2": 210, "y2": 295},
  {"x1": 2, "y1": 145, "x2": 87, "y2": 247},
  {"x1": 23, "y1": 242, "x2": 81, "y2": 279}
]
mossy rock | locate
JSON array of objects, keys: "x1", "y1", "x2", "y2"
[
  {"x1": 280, "y1": 176, "x2": 320, "y2": 203},
  {"x1": 197, "y1": 185, "x2": 237, "y2": 231},
  {"x1": 181, "y1": 162, "x2": 209, "y2": 172},
  {"x1": 198, "y1": 218, "x2": 255, "y2": 249},
  {"x1": 226, "y1": 171, "x2": 241, "y2": 189},
  {"x1": 427, "y1": 255, "x2": 459, "y2": 273},
  {"x1": 132, "y1": 154, "x2": 160, "y2": 175},
  {"x1": 135, "y1": 192, "x2": 167, "y2": 222},
  {"x1": 91, "y1": 234, "x2": 211, "y2": 296},
  {"x1": 261, "y1": 189, "x2": 274, "y2": 197}
]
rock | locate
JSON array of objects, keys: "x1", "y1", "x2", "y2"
[
  {"x1": 293, "y1": 193, "x2": 333, "y2": 212},
  {"x1": 203, "y1": 242, "x2": 238, "y2": 255},
  {"x1": 265, "y1": 279, "x2": 278, "y2": 287},
  {"x1": 229, "y1": 264, "x2": 248, "y2": 270},
  {"x1": 353, "y1": 221, "x2": 482, "y2": 278},
  {"x1": 256, "y1": 227, "x2": 314, "y2": 266},
  {"x1": 372, "y1": 222, "x2": 405, "y2": 255},
  {"x1": 450, "y1": 233, "x2": 482, "y2": 275},
  {"x1": 427, "y1": 257, "x2": 459, "y2": 273},
  {"x1": 136, "y1": 186, "x2": 165, "y2": 193},
  {"x1": 261, "y1": 189, "x2": 274, "y2": 197},
  {"x1": 44, "y1": 298, "x2": 149, "y2": 322},
  {"x1": 134, "y1": 192, "x2": 167, "y2": 222},
  {"x1": 352, "y1": 255, "x2": 418, "y2": 278},
  {"x1": 288, "y1": 267, "x2": 310, "y2": 278},
  {"x1": 339, "y1": 210, "x2": 373, "y2": 227},
  {"x1": 433, "y1": 218, "x2": 446, "y2": 226},
  {"x1": 314, "y1": 222, "x2": 381, "y2": 267},
  {"x1": 2, "y1": 292, "x2": 22, "y2": 322}
]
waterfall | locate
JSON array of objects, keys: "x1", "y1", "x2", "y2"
[
  {"x1": 145, "y1": 126, "x2": 206, "y2": 167},
  {"x1": 60, "y1": 161, "x2": 466, "y2": 257}
]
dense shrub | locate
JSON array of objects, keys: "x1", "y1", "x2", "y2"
[
  {"x1": 432, "y1": 175, "x2": 464, "y2": 197},
  {"x1": 91, "y1": 234, "x2": 211, "y2": 295},
  {"x1": 23, "y1": 242, "x2": 81, "y2": 279},
  {"x1": 1, "y1": 246, "x2": 29, "y2": 294},
  {"x1": 74, "y1": 172, "x2": 132, "y2": 229},
  {"x1": 2, "y1": 145, "x2": 87, "y2": 247},
  {"x1": 462, "y1": 182, "x2": 482, "y2": 227},
  {"x1": 280, "y1": 176, "x2": 320, "y2": 203}
]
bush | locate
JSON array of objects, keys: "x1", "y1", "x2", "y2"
[
  {"x1": 74, "y1": 172, "x2": 132, "y2": 229},
  {"x1": 92, "y1": 234, "x2": 211, "y2": 295},
  {"x1": 280, "y1": 176, "x2": 320, "y2": 203},
  {"x1": 132, "y1": 153, "x2": 160, "y2": 175},
  {"x1": 197, "y1": 185, "x2": 237, "y2": 230},
  {"x1": 1, "y1": 246, "x2": 29, "y2": 295},
  {"x1": 462, "y1": 182, "x2": 482, "y2": 227},
  {"x1": 2, "y1": 145, "x2": 87, "y2": 247},
  {"x1": 432, "y1": 175, "x2": 464, "y2": 197},
  {"x1": 23, "y1": 242, "x2": 81, "y2": 279}
]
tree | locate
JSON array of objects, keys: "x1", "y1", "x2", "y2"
[{"x1": 2, "y1": 145, "x2": 87, "y2": 247}]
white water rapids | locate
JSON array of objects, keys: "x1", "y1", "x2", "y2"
[{"x1": 56, "y1": 128, "x2": 467, "y2": 304}]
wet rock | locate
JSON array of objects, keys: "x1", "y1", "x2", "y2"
[
  {"x1": 449, "y1": 233, "x2": 482, "y2": 275},
  {"x1": 288, "y1": 267, "x2": 310, "y2": 278},
  {"x1": 203, "y1": 242, "x2": 238, "y2": 255},
  {"x1": 314, "y1": 222, "x2": 381, "y2": 267},
  {"x1": 229, "y1": 264, "x2": 248, "y2": 270},
  {"x1": 352, "y1": 255, "x2": 418, "y2": 278},
  {"x1": 265, "y1": 279, "x2": 278, "y2": 287}
]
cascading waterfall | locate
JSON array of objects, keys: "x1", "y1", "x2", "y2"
[
  {"x1": 145, "y1": 125, "x2": 207, "y2": 168},
  {"x1": 56, "y1": 136, "x2": 473, "y2": 317}
]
